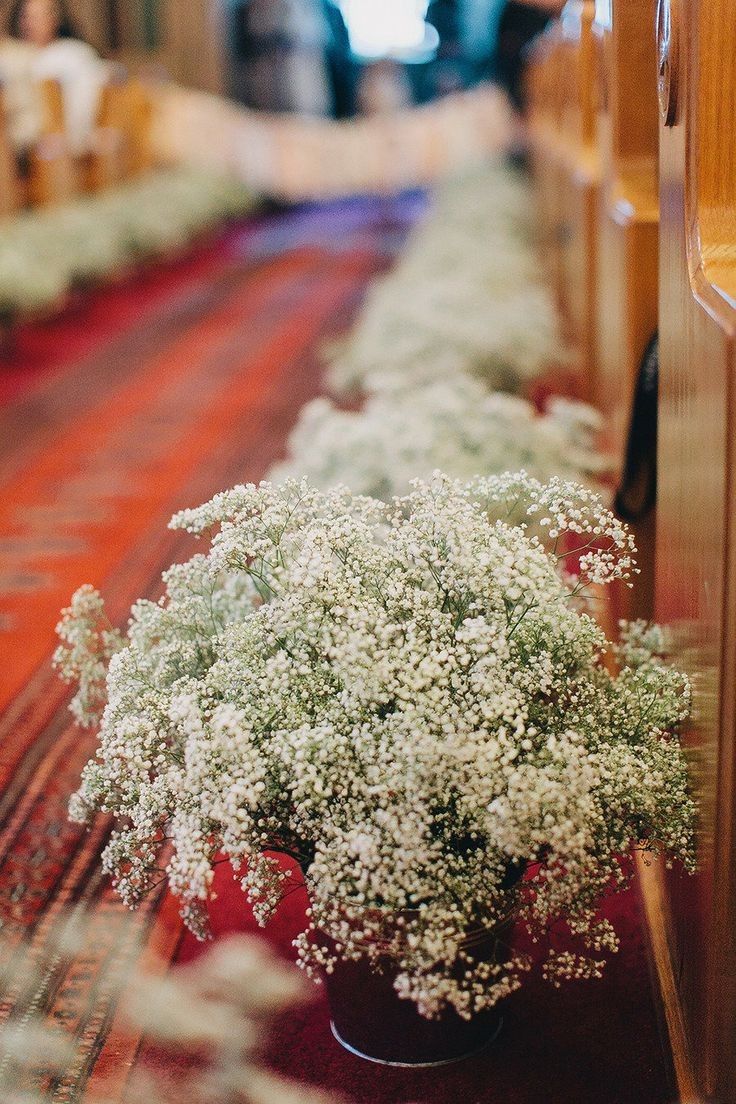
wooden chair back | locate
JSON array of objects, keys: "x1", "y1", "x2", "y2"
[
  {"x1": 87, "y1": 74, "x2": 154, "y2": 190},
  {"x1": 0, "y1": 86, "x2": 21, "y2": 219},
  {"x1": 27, "y1": 78, "x2": 79, "y2": 206},
  {"x1": 81, "y1": 66, "x2": 127, "y2": 193},
  {"x1": 38, "y1": 76, "x2": 66, "y2": 136},
  {"x1": 26, "y1": 132, "x2": 79, "y2": 207}
]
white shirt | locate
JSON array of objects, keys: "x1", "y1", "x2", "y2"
[{"x1": 32, "y1": 38, "x2": 109, "y2": 153}]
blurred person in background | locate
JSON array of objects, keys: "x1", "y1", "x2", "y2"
[
  {"x1": 357, "y1": 58, "x2": 412, "y2": 116},
  {"x1": 232, "y1": 0, "x2": 332, "y2": 116},
  {"x1": 493, "y1": 0, "x2": 564, "y2": 111},
  {"x1": 320, "y1": 0, "x2": 356, "y2": 118},
  {"x1": 426, "y1": 0, "x2": 466, "y2": 96},
  {"x1": 3, "y1": 0, "x2": 108, "y2": 154}
]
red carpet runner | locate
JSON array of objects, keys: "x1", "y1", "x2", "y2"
[{"x1": 0, "y1": 197, "x2": 673, "y2": 1103}]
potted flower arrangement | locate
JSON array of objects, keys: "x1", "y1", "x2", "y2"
[{"x1": 57, "y1": 474, "x2": 695, "y2": 1066}]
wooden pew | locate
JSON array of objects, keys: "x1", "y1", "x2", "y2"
[
  {"x1": 652, "y1": 0, "x2": 736, "y2": 1099},
  {"x1": 591, "y1": 0, "x2": 660, "y2": 620},
  {"x1": 527, "y1": 1, "x2": 601, "y2": 399},
  {"x1": 85, "y1": 74, "x2": 129, "y2": 193},
  {"x1": 27, "y1": 74, "x2": 146, "y2": 201},
  {"x1": 556, "y1": 0, "x2": 600, "y2": 397},
  {"x1": 592, "y1": 0, "x2": 659, "y2": 469},
  {"x1": 96, "y1": 75, "x2": 154, "y2": 179},
  {"x1": 26, "y1": 79, "x2": 79, "y2": 207},
  {"x1": 80, "y1": 72, "x2": 154, "y2": 192},
  {"x1": 526, "y1": 21, "x2": 567, "y2": 323}
]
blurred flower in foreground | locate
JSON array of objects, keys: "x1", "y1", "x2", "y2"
[{"x1": 0, "y1": 916, "x2": 344, "y2": 1104}]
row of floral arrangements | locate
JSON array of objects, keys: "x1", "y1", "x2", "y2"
[
  {"x1": 276, "y1": 164, "x2": 604, "y2": 498},
  {"x1": 52, "y1": 159, "x2": 697, "y2": 1092},
  {"x1": 0, "y1": 167, "x2": 258, "y2": 322},
  {"x1": 325, "y1": 163, "x2": 569, "y2": 398}
]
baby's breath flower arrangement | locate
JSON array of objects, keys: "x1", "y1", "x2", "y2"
[
  {"x1": 271, "y1": 380, "x2": 608, "y2": 500},
  {"x1": 0, "y1": 911, "x2": 339, "y2": 1104},
  {"x1": 57, "y1": 474, "x2": 695, "y2": 1023},
  {"x1": 0, "y1": 168, "x2": 257, "y2": 320},
  {"x1": 326, "y1": 163, "x2": 570, "y2": 397}
]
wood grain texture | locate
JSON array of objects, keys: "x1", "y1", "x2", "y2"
[
  {"x1": 593, "y1": 0, "x2": 659, "y2": 474},
  {"x1": 527, "y1": 2, "x2": 601, "y2": 399},
  {"x1": 527, "y1": 21, "x2": 567, "y2": 315},
  {"x1": 657, "y1": 0, "x2": 736, "y2": 1099},
  {"x1": 636, "y1": 854, "x2": 700, "y2": 1102},
  {"x1": 558, "y1": 1, "x2": 601, "y2": 398}
]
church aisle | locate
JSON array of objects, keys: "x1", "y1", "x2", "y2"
[{"x1": 0, "y1": 198, "x2": 413, "y2": 1103}]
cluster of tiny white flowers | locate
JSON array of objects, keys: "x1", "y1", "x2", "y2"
[
  {"x1": 326, "y1": 163, "x2": 572, "y2": 397},
  {"x1": 0, "y1": 168, "x2": 256, "y2": 318},
  {"x1": 55, "y1": 584, "x2": 123, "y2": 727},
  {"x1": 271, "y1": 379, "x2": 608, "y2": 500},
  {"x1": 0, "y1": 913, "x2": 338, "y2": 1104},
  {"x1": 58, "y1": 474, "x2": 695, "y2": 1020}
]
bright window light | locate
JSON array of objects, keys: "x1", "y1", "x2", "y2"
[{"x1": 337, "y1": 0, "x2": 439, "y2": 61}]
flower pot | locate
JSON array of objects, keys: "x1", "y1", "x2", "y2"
[{"x1": 321, "y1": 924, "x2": 509, "y2": 1067}]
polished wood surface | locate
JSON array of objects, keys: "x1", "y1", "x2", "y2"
[
  {"x1": 593, "y1": 0, "x2": 659, "y2": 471},
  {"x1": 527, "y1": 22, "x2": 566, "y2": 313},
  {"x1": 85, "y1": 77, "x2": 129, "y2": 193},
  {"x1": 657, "y1": 0, "x2": 736, "y2": 1098},
  {"x1": 557, "y1": 1, "x2": 600, "y2": 397},
  {"x1": 97, "y1": 77, "x2": 154, "y2": 178},
  {"x1": 38, "y1": 76, "x2": 66, "y2": 137},
  {"x1": 527, "y1": 1, "x2": 601, "y2": 398}
]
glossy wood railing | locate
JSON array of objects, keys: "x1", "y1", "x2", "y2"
[
  {"x1": 592, "y1": 0, "x2": 659, "y2": 472},
  {"x1": 527, "y1": 1, "x2": 601, "y2": 399},
  {"x1": 655, "y1": 0, "x2": 736, "y2": 1099}
]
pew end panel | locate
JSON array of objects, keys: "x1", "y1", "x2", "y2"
[
  {"x1": 593, "y1": 0, "x2": 660, "y2": 477},
  {"x1": 656, "y1": 0, "x2": 736, "y2": 1098},
  {"x1": 555, "y1": 2, "x2": 601, "y2": 398}
]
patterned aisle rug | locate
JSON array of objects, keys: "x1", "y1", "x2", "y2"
[{"x1": 0, "y1": 197, "x2": 416, "y2": 1103}]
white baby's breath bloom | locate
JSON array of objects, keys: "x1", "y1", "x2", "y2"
[
  {"x1": 0, "y1": 168, "x2": 256, "y2": 318},
  {"x1": 326, "y1": 162, "x2": 571, "y2": 397},
  {"x1": 58, "y1": 475, "x2": 695, "y2": 1020},
  {"x1": 0, "y1": 923, "x2": 337, "y2": 1104},
  {"x1": 271, "y1": 379, "x2": 607, "y2": 499}
]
